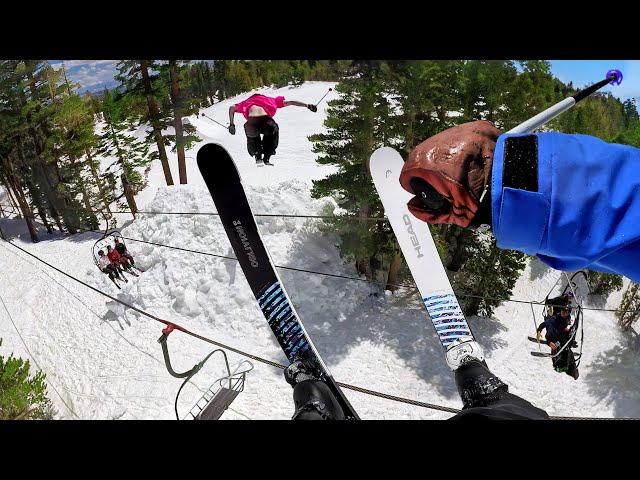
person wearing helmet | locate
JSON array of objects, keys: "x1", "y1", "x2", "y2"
[
  {"x1": 536, "y1": 306, "x2": 579, "y2": 379},
  {"x1": 546, "y1": 291, "x2": 573, "y2": 317}
]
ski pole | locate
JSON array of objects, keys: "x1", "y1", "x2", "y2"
[
  {"x1": 314, "y1": 87, "x2": 333, "y2": 107},
  {"x1": 200, "y1": 112, "x2": 229, "y2": 129},
  {"x1": 508, "y1": 69, "x2": 623, "y2": 134}
]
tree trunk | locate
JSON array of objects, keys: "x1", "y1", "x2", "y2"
[
  {"x1": 169, "y1": 60, "x2": 188, "y2": 184},
  {"x1": 24, "y1": 178, "x2": 53, "y2": 234},
  {"x1": 86, "y1": 149, "x2": 113, "y2": 222},
  {"x1": 4, "y1": 157, "x2": 38, "y2": 242},
  {"x1": 4, "y1": 183, "x2": 21, "y2": 218},
  {"x1": 385, "y1": 252, "x2": 404, "y2": 292},
  {"x1": 121, "y1": 174, "x2": 137, "y2": 219},
  {"x1": 140, "y1": 60, "x2": 174, "y2": 186}
]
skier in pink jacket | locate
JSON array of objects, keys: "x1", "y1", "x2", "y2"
[{"x1": 228, "y1": 93, "x2": 317, "y2": 166}]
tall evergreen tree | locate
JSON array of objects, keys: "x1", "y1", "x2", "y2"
[
  {"x1": 452, "y1": 233, "x2": 527, "y2": 317},
  {"x1": 616, "y1": 282, "x2": 640, "y2": 330},
  {"x1": 161, "y1": 60, "x2": 200, "y2": 184},
  {"x1": 586, "y1": 271, "x2": 624, "y2": 297},
  {"x1": 115, "y1": 60, "x2": 175, "y2": 186},
  {"x1": 310, "y1": 61, "x2": 400, "y2": 286},
  {"x1": 98, "y1": 89, "x2": 150, "y2": 216}
]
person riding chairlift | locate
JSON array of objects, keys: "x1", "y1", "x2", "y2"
[
  {"x1": 536, "y1": 306, "x2": 579, "y2": 380},
  {"x1": 546, "y1": 290, "x2": 575, "y2": 317},
  {"x1": 114, "y1": 237, "x2": 135, "y2": 266},
  {"x1": 106, "y1": 244, "x2": 133, "y2": 273},
  {"x1": 97, "y1": 250, "x2": 123, "y2": 282}
]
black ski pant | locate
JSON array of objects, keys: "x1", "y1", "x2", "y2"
[
  {"x1": 451, "y1": 392, "x2": 550, "y2": 420},
  {"x1": 102, "y1": 265, "x2": 121, "y2": 281},
  {"x1": 244, "y1": 116, "x2": 279, "y2": 160},
  {"x1": 552, "y1": 348, "x2": 578, "y2": 379}
]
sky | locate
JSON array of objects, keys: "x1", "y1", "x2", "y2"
[
  {"x1": 49, "y1": 60, "x2": 119, "y2": 93},
  {"x1": 49, "y1": 60, "x2": 640, "y2": 105},
  {"x1": 549, "y1": 60, "x2": 640, "y2": 103}
]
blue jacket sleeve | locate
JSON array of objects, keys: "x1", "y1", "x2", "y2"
[{"x1": 491, "y1": 132, "x2": 640, "y2": 282}]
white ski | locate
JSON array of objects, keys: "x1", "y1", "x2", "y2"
[{"x1": 369, "y1": 147, "x2": 484, "y2": 369}]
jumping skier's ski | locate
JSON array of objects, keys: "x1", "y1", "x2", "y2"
[
  {"x1": 197, "y1": 143, "x2": 359, "y2": 420},
  {"x1": 370, "y1": 147, "x2": 484, "y2": 370}
]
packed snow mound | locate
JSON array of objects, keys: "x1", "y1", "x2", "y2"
[{"x1": 80, "y1": 181, "x2": 462, "y2": 419}]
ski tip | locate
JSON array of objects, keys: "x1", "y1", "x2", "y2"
[
  {"x1": 369, "y1": 147, "x2": 405, "y2": 179},
  {"x1": 607, "y1": 69, "x2": 623, "y2": 85},
  {"x1": 196, "y1": 143, "x2": 226, "y2": 168},
  {"x1": 369, "y1": 146, "x2": 402, "y2": 166}
]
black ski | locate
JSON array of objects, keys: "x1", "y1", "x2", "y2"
[
  {"x1": 197, "y1": 143, "x2": 359, "y2": 420},
  {"x1": 530, "y1": 351, "x2": 553, "y2": 358},
  {"x1": 527, "y1": 336, "x2": 550, "y2": 346}
]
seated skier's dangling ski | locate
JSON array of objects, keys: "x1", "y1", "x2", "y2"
[
  {"x1": 197, "y1": 143, "x2": 359, "y2": 420},
  {"x1": 369, "y1": 147, "x2": 484, "y2": 369}
]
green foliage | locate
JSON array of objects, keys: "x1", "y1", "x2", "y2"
[
  {"x1": 387, "y1": 60, "x2": 466, "y2": 154},
  {"x1": 616, "y1": 283, "x2": 640, "y2": 330},
  {"x1": 0, "y1": 339, "x2": 55, "y2": 419},
  {"x1": 310, "y1": 61, "x2": 398, "y2": 279},
  {"x1": 586, "y1": 271, "x2": 624, "y2": 297},
  {"x1": 452, "y1": 233, "x2": 527, "y2": 317},
  {"x1": 0, "y1": 60, "x2": 102, "y2": 235},
  {"x1": 98, "y1": 89, "x2": 150, "y2": 191}
]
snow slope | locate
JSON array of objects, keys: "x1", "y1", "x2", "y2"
[{"x1": 1, "y1": 81, "x2": 639, "y2": 419}]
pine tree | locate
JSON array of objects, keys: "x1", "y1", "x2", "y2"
[
  {"x1": 98, "y1": 89, "x2": 150, "y2": 217},
  {"x1": 388, "y1": 60, "x2": 466, "y2": 155},
  {"x1": 622, "y1": 98, "x2": 639, "y2": 129},
  {"x1": 0, "y1": 61, "x2": 40, "y2": 240},
  {"x1": 616, "y1": 283, "x2": 640, "y2": 330},
  {"x1": 586, "y1": 271, "x2": 624, "y2": 297},
  {"x1": 452, "y1": 233, "x2": 527, "y2": 317},
  {"x1": 310, "y1": 61, "x2": 400, "y2": 287},
  {"x1": 0, "y1": 339, "x2": 55, "y2": 419},
  {"x1": 115, "y1": 60, "x2": 175, "y2": 186},
  {"x1": 161, "y1": 60, "x2": 200, "y2": 184}
]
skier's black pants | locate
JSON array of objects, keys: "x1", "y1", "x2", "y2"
[
  {"x1": 451, "y1": 392, "x2": 550, "y2": 420},
  {"x1": 244, "y1": 116, "x2": 279, "y2": 159},
  {"x1": 552, "y1": 348, "x2": 578, "y2": 378},
  {"x1": 102, "y1": 265, "x2": 120, "y2": 281}
]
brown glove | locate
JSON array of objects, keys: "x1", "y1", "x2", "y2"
[{"x1": 400, "y1": 120, "x2": 501, "y2": 228}]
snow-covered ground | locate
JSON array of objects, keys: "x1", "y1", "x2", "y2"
[{"x1": 1, "y1": 82, "x2": 639, "y2": 419}]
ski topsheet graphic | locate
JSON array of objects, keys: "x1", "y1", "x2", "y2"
[
  {"x1": 197, "y1": 143, "x2": 359, "y2": 420},
  {"x1": 370, "y1": 147, "x2": 484, "y2": 369}
]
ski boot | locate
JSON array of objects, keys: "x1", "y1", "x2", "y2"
[
  {"x1": 284, "y1": 358, "x2": 346, "y2": 420},
  {"x1": 255, "y1": 154, "x2": 264, "y2": 167},
  {"x1": 454, "y1": 356, "x2": 508, "y2": 409},
  {"x1": 263, "y1": 155, "x2": 273, "y2": 166}
]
